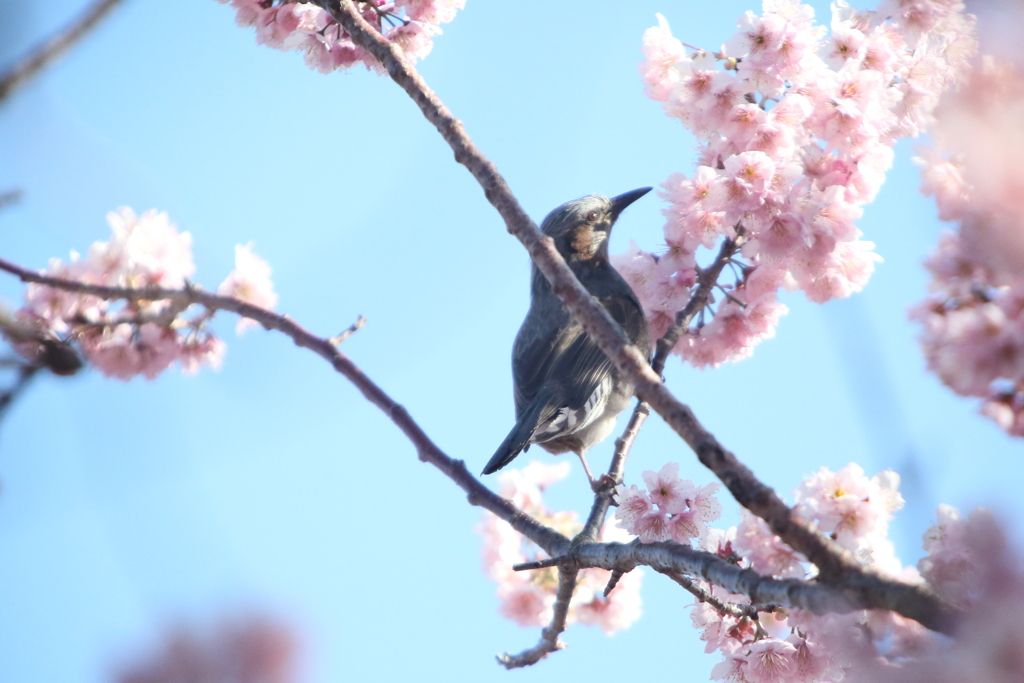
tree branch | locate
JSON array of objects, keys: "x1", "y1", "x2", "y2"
[
  {"x1": 0, "y1": 0, "x2": 127, "y2": 104},
  {"x1": 315, "y1": 0, "x2": 957, "y2": 634},
  {"x1": 0, "y1": 256, "x2": 570, "y2": 558},
  {"x1": 496, "y1": 567, "x2": 578, "y2": 669},
  {"x1": 559, "y1": 540, "x2": 878, "y2": 618},
  {"x1": 0, "y1": 256, "x2": 958, "y2": 633},
  {"x1": 659, "y1": 569, "x2": 780, "y2": 620}
]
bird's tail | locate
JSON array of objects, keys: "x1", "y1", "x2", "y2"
[{"x1": 482, "y1": 391, "x2": 558, "y2": 476}]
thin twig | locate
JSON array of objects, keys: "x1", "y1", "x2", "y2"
[
  {"x1": 513, "y1": 558, "x2": 561, "y2": 572},
  {"x1": 659, "y1": 569, "x2": 780, "y2": 620},
  {"x1": 497, "y1": 567, "x2": 579, "y2": 669},
  {"x1": 0, "y1": 0, "x2": 128, "y2": 104},
  {"x1": 329, "y1": 315, "x2": 365, "y2": 346},
  {"x1": 315, "y1": 0, "x2": 956, "y2": 634},
  {"x1": 0, "y1": 256, "x2": 570, "y2": 558},
  {"x1": 603, "y1": 569, "x2": 624, "y2": 597}
]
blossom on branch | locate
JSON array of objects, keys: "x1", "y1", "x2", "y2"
[
  {"x1": 476, "y1": 461, "x2": 642, "y2": 635},
  {"x1": 848, "y1": 504, "x2": 1024, "y2": 682},
  {"x1": 115, "y1": 614, "x2": 298, "y2": 683},
  {"x1": 649, "y1": 463, "x2": 936, "y2": 682},
  {"x1": 621, "y1": 0, "x2": 976, "y2": 368},
  {"x1": 219, "y1": 243, "x2": 278, "y2": 335},
  {"x1": 614, "y1": 462, "x2": 723, "y2": 543},
  {"x1": 216, "y1": 0, "x2": 465, "y2": 73},
  {"x1": 911, "y1": 56, "x2": 1024, "y2": 437},
  {"x1": 6, "y1": 208, "x2": 273, "y2": 381}
]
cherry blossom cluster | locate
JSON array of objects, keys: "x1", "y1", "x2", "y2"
[
  {"x1": 477, "y1": 461, "x2": 642, "y2": 635},
  {"x1": 848, "y1": 505, "x2": 1024, "y2": 683},
  {"x1": 216, "y1": 0, "x2": 465, "y2": 73},
  {"x1": 613, "y1": 462, "x2": 723, "y2": 542},
  {"x1": 614, "y1": 0, "x2": 976, "y2": 367},
  {"x1": 115, "y1": 614, "x2": 297, "y2": 683},
  {"x1": 672, "y1": 464, "x2": 924, "y2": 682},
  {"x1": 910, "y1": 57, "x2": 1024, "y2": 436},
  {"x1": 608, "y1": 459, "x2": 1024, "y2": 681},
  {"x1": 8, "y1": 207, "x2": 277, "y2": 381}
]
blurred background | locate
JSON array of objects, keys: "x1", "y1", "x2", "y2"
[{"x1": 0, "y1": 0, "x2": 1020, "y2": 681}]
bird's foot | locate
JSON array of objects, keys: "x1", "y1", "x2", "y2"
[{"x1": 592, "y1": 473, "x2": 617, "y2": 494}]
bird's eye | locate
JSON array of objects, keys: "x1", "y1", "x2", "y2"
[{"x1": 586, "y1": 210, "x2": 600, "y2": 223}]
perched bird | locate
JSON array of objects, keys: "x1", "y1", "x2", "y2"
[{"x1": 482, "y1": 188, "x2": 653, "y2": 483}]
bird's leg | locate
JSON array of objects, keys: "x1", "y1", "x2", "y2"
[{"x1": 574, "y1": 450, "x2": 598, "y2": 490}]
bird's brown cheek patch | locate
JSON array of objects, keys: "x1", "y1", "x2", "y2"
[{"x1": 570, "y1": 225, "x2": 601, "y2": 260}]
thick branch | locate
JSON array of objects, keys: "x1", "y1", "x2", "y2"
[
  {"x1": 568, "y1": 541, "x2": 875, "y2": 619},
  {"x1": 0, "y1": 256, "x2": 570, "y2": 558},
  {"x1": 318, "y1": 0, "x2": 956, "y2": 634},
  {"x1": 0, "y1": 0, "x2": 127, "y2": 103},
  {"x1": 496, "y1": 567, "x2": 578, "y2": 669}
]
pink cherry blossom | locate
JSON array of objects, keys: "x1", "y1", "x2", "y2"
[
  {"x1": 794, "y1": 463, "x2": 903, "y2": 551},
  {"x1": 615, "y1": 464, "x2": 723, "y2": 542},
  {"x1": 12, "y1": 207, "x2": 241, "y2": 381},
  {"x1": 618, "y1": 0, "x2": 975, "y2": 369},
  {"x1": 217, "y1": 0, "x2": 465, "y2": 74},
  {"x1": 734, "y1": 510, "x2": 806, "y2": 579},
  {"x1": 639, "y1": 13, "x2": 688, "y2": 101},
  {"x1": 613, "y1": 484, "x2": 655, "y2": 529},
  {"x1": 633, "y1": 508, "x2": 672, "y2": 543},
  {"x1": 641, "y1": 462, "x2": 692, "y2": 511},
  {"x1": 910, "y1": 57, "x2": 1024, "y2": 437},
  {"x1": 571, "y1": 558, "x2": 643, "y2": 635},
  {"x1": 218, "y1": 243, "x2": 279, "y2": 335},
  {"x1": 744, "y1": 638, "x2": 797, "y2": 683},
  {"x1": 497, "y1": 582, "x2": 553, "y2": 628}
]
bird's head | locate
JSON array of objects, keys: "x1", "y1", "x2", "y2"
[{"x1": 540, "y1": 187, "x2": 652, "y2": 262}]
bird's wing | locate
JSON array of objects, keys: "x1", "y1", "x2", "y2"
[{"x1": 512, "y1": 294, "x2": 649, "y2": 416}]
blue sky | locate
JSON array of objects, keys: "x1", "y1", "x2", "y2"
[{"x1": 0, "y1": 1, "x2": 1020, "y2": 682}]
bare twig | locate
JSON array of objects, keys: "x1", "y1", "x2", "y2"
[
  {"x1": 603, "y1": 569, "x2": 624, "y2": 597},
  {"x1": 0, "y1": 256, "x2": 570, "y2": 558},
  {"x1": 497, "y1": 567, "x2": 578, "y2": 669},
  {"x1": 513, "y1": 558, "x2": 561, "y2": 572},
  {"x1": 316, "y1": 0, "x2": 956, "y2": 634},
  {"x1": 329, "y1": 315, "x2": 365, "y2": 346},
  {"x1": 0, "y1": 0, "x2": 127, "y2": 104},
  {"x1": 659, "y1": 569, "x2": 780, "y2": 620}
]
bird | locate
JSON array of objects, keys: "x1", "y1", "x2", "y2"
[{"x1": 482, "y1": 188, "x2": 653, "y2": 485}]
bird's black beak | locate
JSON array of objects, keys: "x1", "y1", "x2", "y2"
[{"x1": 609, "y1": 187, "x2": 653, "y2": 221}]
